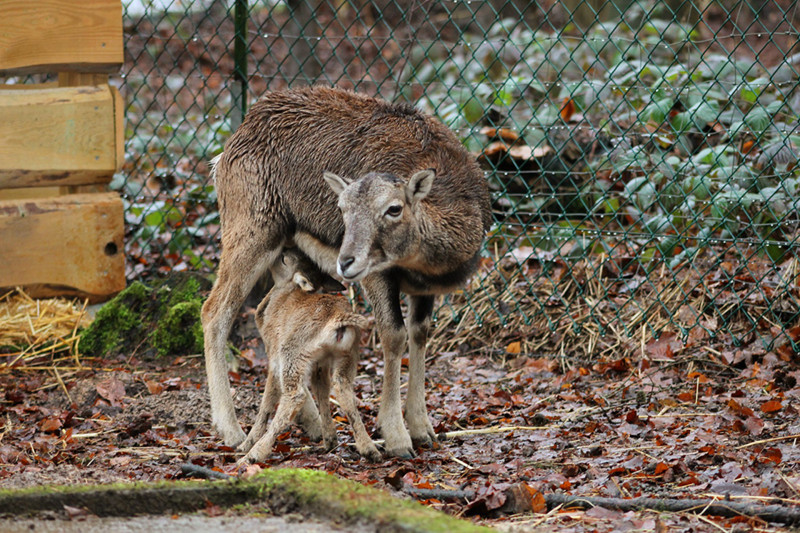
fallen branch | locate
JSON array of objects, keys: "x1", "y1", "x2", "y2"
[
  {"x1": 180, "y1": 463, "x2": 232, "y2": 480},
  {"x1": 546, "y1": 494, "x2": 800, "y2": 525},
  {"x1": 439, "y1": 426, "x2": 546, "y2": 439},
  {"x1": 402, "y1": 488, "x2": 800, "y2": 524},
  {"x1": 737, "y1": 434, "x2": 800, "y2": 449},
  {"x1": 404, "y1": 487, "x2": 475, "y2": 500}
]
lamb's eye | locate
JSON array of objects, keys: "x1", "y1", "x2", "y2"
[{"x1": 386, "y1": 205, "x2": 403, "y2": 217}]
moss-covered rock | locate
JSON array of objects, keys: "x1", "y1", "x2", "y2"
[
  {"x1": 0, "y1": 468, "x2": 492, "y2": 532},
  {"x1": 79, "y1": 273, "x2": 212, "y2": 358},
  {"x1": 151, "y1": 299, "x2": 204, "y2": 357},
  {"x1": 78, "y1": 282, "x2": 151, "y2": 356}
]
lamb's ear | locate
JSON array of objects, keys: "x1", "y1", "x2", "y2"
[
  {"x1": 406, "y1": 169, "x2": 435, "y2": 206},
  {"x1": 293, "y1": 272, "x2": 316, "y2": 292},
  {"x1": 323, "y1": 171, "x2": 351, "y2": 196}
]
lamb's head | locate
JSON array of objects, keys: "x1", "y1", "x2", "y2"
[
  {"x1": 323, "y1": 169, "x2": 435, "y2": 282},
  {"x1": 271, "y1": 248, "x2": 346, "y2": 293}
]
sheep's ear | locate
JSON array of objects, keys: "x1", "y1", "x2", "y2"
[
  {"x1": 323, "y1": 171, "x2": 351, "y2": 196},
  {"x1": 406, "y1": 169, "x2": 435, "y2": 205},
  {"x1": 293, "y1": 272, "x2": 316, "y2": 292}
]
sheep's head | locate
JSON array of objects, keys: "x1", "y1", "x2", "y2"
[{"x1": 323, "y1": 169, "x2": 435, "y2": 282}]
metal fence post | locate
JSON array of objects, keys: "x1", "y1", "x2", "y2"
[{"x1": 232, "y1": 0, "x2": 249, "y2": 131}]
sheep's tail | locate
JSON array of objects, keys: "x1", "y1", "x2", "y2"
[
  {"x1": 332, "y1": 314, "x2": 369, "y2": 332},
  {"x1": 325, "y1": 314, "x2": 369, "y2": 344}
]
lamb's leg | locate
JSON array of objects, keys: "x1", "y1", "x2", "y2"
[
  {"x1": 363, "y1": 274, "x2": 413, "y2": 458},
  {"x1": 238, "y1": 368, "x2": 280, "y2": 453},
  {"x1": 296, "y1": 388, "x2": 325, "y2": 441},
  {"x1": 254, "y1": 296, "x2": 323, "y2": 442},
  {"x1": 332, "y1": 347, "x2": 381, "y2": 462},
  {"x1": 405, "y1": 295, "x2": 436, "y2": 447},
  {"x1": 239, "y1": 366, "x2": 306, "y2": 465},
  {"x1": 310, "y1": 359, "x2": 337, "y2": 450},
  {"x1": 202, "y1": 245, "x2": 277, "y2": 447}
]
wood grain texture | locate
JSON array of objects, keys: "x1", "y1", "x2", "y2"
[
  {"x1": 0, "y1": 187, "x2": 63, "y2": 201},
  {"x1": 0, "y1": 85, "x2": 120, "y2": 188},
  {"x1": 112, "y1": 85, "x2": 125, "y2": 172},
  {"x1": 57, "y1": 72, "x2": 109, "y2": 87},
  {"x1": 0, "y1": 0, "x2": 123, "y2": 75},
  {"x1": 0, "y1": 193, "x2": 126, "y2": 300}
]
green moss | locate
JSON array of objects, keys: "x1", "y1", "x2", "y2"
[
  {"x1": 255, "y1": 469, "x2": 490, "y2": 532},
  {"x1": 151, "y1": 300, "x2": 204, "y2": 357},
  {"x1": 78, "y1": 282, "x2": 150, "y2": 355},
  {"x1": 77, "y1": 273, "x2": 211, "y2": 358},
  {"x1": 166, "y1": 276, "x2": 203, "y2": 307}
]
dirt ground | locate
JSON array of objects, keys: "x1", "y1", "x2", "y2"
[{"x1": 2, "y1": 299, "x2": 800, "y2": 532}]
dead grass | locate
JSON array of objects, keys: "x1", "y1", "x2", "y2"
[
  {"x1": 429, "y1": 249, "x2": 791, "y2": 365},
  {"x1": 2, "y1": 246, "x2": 793, "y2": 375},
  {"x1": 0, "y1": 288, "x2": 91, "y2": 372}
]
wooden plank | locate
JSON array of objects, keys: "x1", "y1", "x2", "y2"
[
  {"x1": 0, "y1": 187, "x2": 62, "y2": 201},
  {"x1": 0, "y1": 81, "x2": 59, "y2": 91},
  {"x1": 0, "y1": 0, "x2": 123, "y2": 75},
  {"x1": 58, "y1": 73, "x2": 109, "y2": 87},
  {"x1": 112, "y1": 85, "x2": 125, "y2": 172},
  {"x1": 0, "y1": 85, "x2": 120, "y2": 188},
  {"x1": 0, "y1": 193, "x2": 125, "y2": 301}
]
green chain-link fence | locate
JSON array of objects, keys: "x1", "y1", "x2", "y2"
[{"x1": 119, "y1": 0, "x2": 800, "y2": 357}]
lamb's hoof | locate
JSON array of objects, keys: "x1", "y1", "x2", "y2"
[
  {"x1": 322, "y1": 436, "x2": 338, "y2": 452},
  {"x1": 217, "y1": 425, "x2": 246, "y2": 448},
  {"x1": 305, "y1": 428, "x2": 324, "y2": 442},
  {"x1": 362, "y1": 447, "x2": 383, "y2": 463},
  {"x1": 235, "y1": 454, "x2": 255, "y2": 467},
  {"x1": 236, "y1": 437, "x2": 255, "y2": 453}
]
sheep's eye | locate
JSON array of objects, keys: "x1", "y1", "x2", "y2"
[{"x1": 386, "y1": 205, "x2": 402, "y2": 217}]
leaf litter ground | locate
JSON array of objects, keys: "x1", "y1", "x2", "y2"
[{"x1": 1, "y1": 287, "x2": 800, "y2": 532}]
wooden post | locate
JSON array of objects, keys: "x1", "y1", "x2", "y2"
[{"x1": 0, "y1": 0, "x2": 126, "y2": 302}]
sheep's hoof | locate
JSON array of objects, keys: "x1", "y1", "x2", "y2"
[
  {"x1": 384, "y1": 445, "x2": 415, "y2": 459},
  {"x1": 410, "y1": 433, "x2": 434, "y2": 449},
  {"x1": 214, "y1": 420, "x2": 246, "y2": 448}
]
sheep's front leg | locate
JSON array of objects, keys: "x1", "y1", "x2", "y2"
[
  {"x1": 405, "y1": 295, "x2": 435, "y2": 447},
  {"x1": 364, "y1": 275, "x2": 413, "y2": 458}
]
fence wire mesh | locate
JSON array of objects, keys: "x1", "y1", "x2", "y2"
[{"x1": 117, "y1": 0, "x2": 800, "y2": 358}]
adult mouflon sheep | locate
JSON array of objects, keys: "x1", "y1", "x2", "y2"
[{"x1": 202, "y1": 86, "x2": 491, "y2": 458}]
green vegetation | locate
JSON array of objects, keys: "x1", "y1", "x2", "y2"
[
  {"x1": 79, "y1": 274, "x2": 211, "y2": 358},
  {"x1": 78, "y1": 282, "x2": 150, "y2": 356},
  {"x1": 402, "y1": 17, "x2": 799, "y2": 267},
  {"x1": 152, "y1": 300, "x2": 204, "y2": 356}
]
